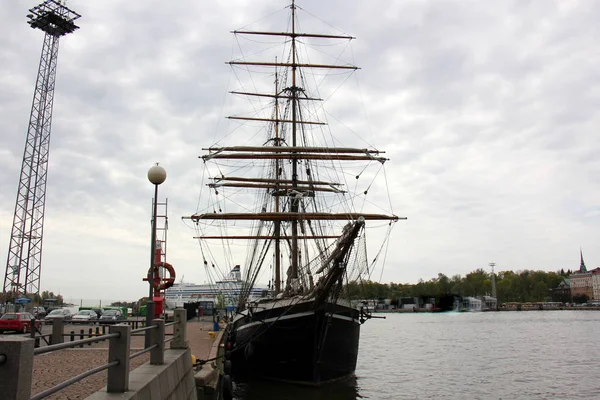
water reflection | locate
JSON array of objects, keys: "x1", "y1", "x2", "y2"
[
  {"x1": 233, "y1": 312, "x2": 600, "y2": 399},
  {"x1": 233, "y1": 375, "x2": 362, "y2": 400}
]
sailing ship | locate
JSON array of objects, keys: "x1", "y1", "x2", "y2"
[{"x1": 184, "y1": 1, "x2": 404, "y2": 385}]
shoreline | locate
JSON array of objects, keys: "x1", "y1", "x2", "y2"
[{"x1": 374, "y1": 306, "x2": 600, "y2": 313}]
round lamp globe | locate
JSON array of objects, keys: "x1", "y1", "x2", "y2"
[{"x1": 148, "y1": 164, "x2": 167, "y2": 185}]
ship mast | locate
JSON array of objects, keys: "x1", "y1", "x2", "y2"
[
  {"x1": 274, "y1": 62, "x2": 282, "y2": 293},
  {"x1": 186, "y1": 1, "x2": 405, "y2": 303},
  {"x1": 290, "y1": 0, "x2": 299, "y2": 283}
]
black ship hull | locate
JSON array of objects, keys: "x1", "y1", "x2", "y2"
[{"x1": 226, "y1": 298, "x2": 361, "y2": 385}]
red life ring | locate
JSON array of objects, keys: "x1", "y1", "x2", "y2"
[{"x1": 152, "y1": 262, "x2": 176, "y2": 291}]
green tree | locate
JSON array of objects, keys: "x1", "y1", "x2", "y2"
[
  {"x1": 533, "y1": 281, "x2": 549, "y2": 301},
  {"x1": 342, "y1": 268, "x2": 567, "y2": 304}
]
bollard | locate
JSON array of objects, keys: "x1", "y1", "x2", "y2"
[
  {"x1": 145, "y1": 302, "x2": 154, "y2": 349},
  {"x1": 50, "y1": 317, "x2": 64, "y2": 345},
  {"x1": 0, "y1": 337, "x2": 35, "y2": 400},
  {"x1": 107, "y1": 324, "x2": 131, "y2": 393},
  {"x1": 70, "y1": 331, "x2": 75, "y2": 342},
  {"x1": 150, "y1": 319, "x2": 165, "y2": 365},
  {"x1": 29, "y1": 319, "x2": 36, "y2": 339},
  {"x1": 88, "y1": 328, "x2": 93, "y2": 346},
  {"x1": 102, "y1": 325, "x2": 106, "y2": 335},
  {"x1": 80, "y1": 330, "x2": 84, "y2": 348},
  {"x1": 95, "y1": 326, "x2": 100, "y2": 337},
  {"x1": 170, "y1": 308, "x2": 188, "y2": 349}
]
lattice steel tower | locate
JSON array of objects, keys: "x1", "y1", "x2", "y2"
[{"x1": 2, "y1": 1, "x2": 80, "y2": 301}]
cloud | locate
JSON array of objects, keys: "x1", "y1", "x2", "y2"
[{"x1": 0, "y1": 0, "x2": 599, "y2": 302}]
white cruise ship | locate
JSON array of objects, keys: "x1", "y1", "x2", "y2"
[{"x1": 164, "y1": 266, "x2": 268, "y2": 309}]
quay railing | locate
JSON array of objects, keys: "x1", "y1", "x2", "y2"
[
  {"x1": 23, "y1": 316, "x2": 160, "y2": 349},
  {"x1": 0, "y1": 308, "x2": 187, "y2": 400}
]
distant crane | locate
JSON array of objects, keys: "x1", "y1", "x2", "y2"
[{"x1": 2, "y1": 1, "x2": 80, "y2": 302}]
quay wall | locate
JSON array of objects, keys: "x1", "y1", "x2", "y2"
[
  {"x1": 83, "y1": 320, "x2": 228, "y2": 400},
  {"x1": 195, "y1": 326, "x2": 227, "y2": 400},
  {"x1": 85, "y1": 348, "x2": 196, "y2": 400}
]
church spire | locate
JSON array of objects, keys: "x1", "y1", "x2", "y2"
[{"x1": 580, "y1": 248, "x2": 587, "y2": 273}]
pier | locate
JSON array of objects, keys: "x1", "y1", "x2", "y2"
[{"x1": 0, "y1": 312, "x2": 227, "y2": 399}]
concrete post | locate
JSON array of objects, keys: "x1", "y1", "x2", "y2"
[
  {"x1": 29, "y1": 319, "x2": 36, "y2": 338},
  {"x1": 51, "y1": 317, "x2": 64, "y2": 345},
  {"x1": 145, "y1": 301, "x2": 154, "y2": 348},
  {"x1": 0, "y1": 337, "x2": 35, "y2": 400},
  {"x1": 107, "y1": 324, "x2": 131, "y2": 393},
  {"x1": 170, "y1": 308, "x2": 188, "y2": 349},
  {"x1": 150, "y1": 318, "x2": 165, "y2": 365},
  {"x1": 29, "y1": 319, "x2": 40, "y2": 348}
]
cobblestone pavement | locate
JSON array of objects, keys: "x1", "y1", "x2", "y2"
[
  {"x1": 31, "y1": 349, "x2": 150, "y2": 400},
  {"x1": 187, "y1": 320, "x2": 218, "y2": 362},
  {"x1": 28, "y1": 319, "x2": 217, "y2": 399}
]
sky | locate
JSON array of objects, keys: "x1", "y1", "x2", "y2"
[{"x1": 1, "y1": 0, "x2": 599, "y2": 303}]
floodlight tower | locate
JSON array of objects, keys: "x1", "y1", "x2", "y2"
[
  {"x1": 489, "y1": 262, "x2": 497, "y2": 299},
  {"x1": 2, "y1": 1, "x2": 81, "y2": 302}
]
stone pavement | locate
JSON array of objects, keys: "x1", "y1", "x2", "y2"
[
  {"x1": 31, "y1": 349, "x2": 150, "y2": 400},
  {"x1": 186, "y1": 320, "x2": 219, "y2": 363},
  {"x1": 29, "y1": 320, "x2": 217, "y2": 399}
]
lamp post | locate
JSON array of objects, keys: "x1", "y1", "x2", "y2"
[{"x1": 146, "y1": 163, "x2": 166, "y2": 348}]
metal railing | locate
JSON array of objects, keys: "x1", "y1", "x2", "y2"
[{"x1": 0, "y1": 308, "x2": 188, "y2": 400}]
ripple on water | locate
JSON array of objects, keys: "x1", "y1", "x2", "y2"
[
  {"x1": 234, "y1": 311, "x2": 600, "y2": 399},
  {"x1": 356, "y1": 311, "x2": 600, "y2": 400}
]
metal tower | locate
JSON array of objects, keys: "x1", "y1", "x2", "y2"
[
  {"x1": 2, "y1": 1, "x2": 80, "y2": 301},
  {"x1": 489, "y1": 262, "x2": 497, "y2": 299}
]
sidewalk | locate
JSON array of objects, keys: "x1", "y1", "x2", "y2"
[
  {"x1": 186, "y1": 320, "x2": 219, "y2": 362},
  {"x1": 29, "y1": 320, "x2": 218, "y2": 399}
]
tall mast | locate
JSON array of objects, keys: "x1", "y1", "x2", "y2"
[
  {"x1": 274, "y1": 61, "x2": 281, "y2": 293},
  {"x1": 290, "y1": 0, "x2": 299, "y2": 281},
  {"x1": 190, "y1": 1, "x2": 404, "y2": 305}
]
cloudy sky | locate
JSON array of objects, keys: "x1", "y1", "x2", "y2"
[{"x1": 1, "y1": 0, "x2": 599, "y2": 303}]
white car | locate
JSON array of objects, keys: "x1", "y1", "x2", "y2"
[{"x1": 72, "y1": 310, "x2": 98, "y2": 324}]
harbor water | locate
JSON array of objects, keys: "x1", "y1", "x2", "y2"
[{"x1": 233, "y1": 311, "x2": 600, "y2": 399}]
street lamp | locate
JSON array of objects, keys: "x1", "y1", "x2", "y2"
[{"x1": 146, "y1": 163, "x2": 166, "y2": 347}]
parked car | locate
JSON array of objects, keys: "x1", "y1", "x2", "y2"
[
  {"x1": 33, "y1": 306, "x2": 46, "y2": 319},
  {"x1": 72, "y1": 310, "x2": 98, "y2": 324},
  {"x1": 99, "y1": 309, "x2": 124, "y2": 323},
  {"x1": 0, "y1": 312, "x2": 40, "y2": 333},
  {"x1": 45, "y1": 308, "x2": 72, "y2": 324}
]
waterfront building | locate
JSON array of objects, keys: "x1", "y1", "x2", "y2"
[
  {"x1": 570, "y1": 250, "x2": 593, "y2": 301},
  {"x1": 399, "y1": 297, "x2": 423, "y2": 309},
  {"x1": 481, "y1": 295, "x2": 498, "y2": 310},
  {"x1": 461, "y1": 296, "x2": 482, "y2": 311},
  {"x1": 451, "y1": 295, "x2": 496, "y2": 312},
  {"x1": 570, "y1": 273, "x2": 592, "y2": 300},
  {"x1": 590, "y1": 268, "x2": 600, "y2": 301},
  {"x1": 551, "y1": 278, "x2": 571, "y2": 303}
]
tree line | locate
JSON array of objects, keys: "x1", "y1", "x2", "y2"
[
  {"x1": 2, "y1": 268, "x2": 572, "y2": 308},
  {"x1": 346, "y1": 268, "x2": 569, "y2": 303},
  {"x1": 2, "y1": 290, "x2": 64, "y2": 306}
]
